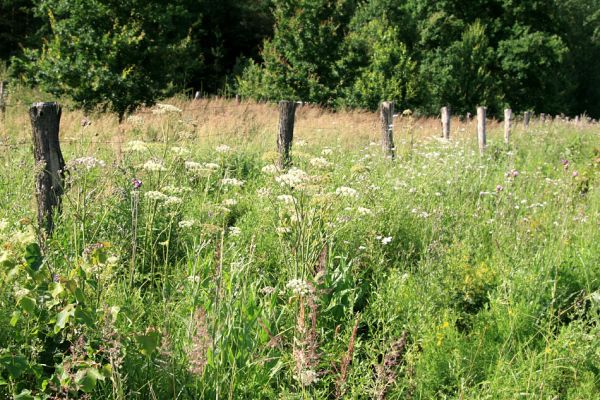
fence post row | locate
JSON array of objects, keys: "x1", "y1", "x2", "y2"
[
  {"x1": 523, "y1": 111, "x2": 530, "y2": 129},
  {"x1": 277, "y1": 100, "x2": 297, "y2": 168},
  {"x1": 477, "y1": 106, "x2": 486, "y2": 154},
  {"x1": 441, "y1": 106, "x2": 451, "y2": 139},
  {"x1": 29, "y1": 102, "x2": 66, "y2": 241},
  {"x1": 504, "y1": 108, "x2": 512, "y2": 144},
  {"x1": 0, "y1": 81, "x2": 7, "y2": 120},
  {"x1": 380, "y1": 101, "x2": 395, "y2": 159}
]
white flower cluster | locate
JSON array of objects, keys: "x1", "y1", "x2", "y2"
[
  {"x1": 286, "y1": 279, "x2": 311, "y2": 296},
  {"x1": 124, "y1": 140, "x2": 148, "y2": 152},
  {"x1": 277, "y1": 194, "x2": 296, "y2": 204},
  {"x1": 145, "y1": 191, "x2": 182, "y2": 206},
  {"x1": 170, "y1": 146, "x2": 190, "y2": 156},
  {"x1": 228, "y1": 226, "x2": 241, "y2": 236},
  {"x1": 178, "y1": 220, "x2": 197, "y2": 229},
  {"x1": 142, "y1": 159, "x2": 167, "y2": 172},
  {"x1": 222, "y1": 198, "x2": 238, "y2": 206},
  {"x1": 215, "y1": 144, "x2": 232, "y2": 154},
  {"x1": 321, "y1": 147, "x2": 334, "y2": 156},
  {"x1": 297, "y1": 369, "x2": 319, "y2": 386},
  {"x1": 184, "y1": 161, "x2": 220, "y2": 174},
  {"x1": 261, "y1": 164, "x2": 278, "y2": 175},
  {"x1": 152, "y1": 103, "x2": 182, "y2": 114},
  {"x1": 357, "y1": 207, "x2": 373, "y2": 215},
  {"x1": 275, "y1": 168, "x2": 308, "y2": 187},
  {"x1": 162, "y1": 185, "x2": 192, "y2": 195},
  {"x1": 221, "y1": 178, "x2": 244, "y2": 187},
  {"x1": 309, "y1": 157, "x2": 332, "y2": 169},
  {"x1": 335, "y1": 186, "x2": 359, "y2": 198},
  {"x1": 68, "y1": 156, "x2": 106, "y2": 170}
]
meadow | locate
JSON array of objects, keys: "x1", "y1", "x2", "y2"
[{"x1": 0, "y1": 96, "x2": 599, "y2": 399}]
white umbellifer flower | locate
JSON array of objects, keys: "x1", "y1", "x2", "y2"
[
  {"x1": 275, "y1": 167, "x2": 308, "y2": 187},
  {"x1": 286, "y1": 279, "x2": 311, "y2": 296},
  {"x1": 309, "y1": 157, "x2": 332, "y2": 169},
  {"x1": 187, "y1": 275, "x2": 201, "y2": 283},
  {"x1": 335, "y1": 186, "x2": 359, "y2": 198},
  {"x1": 216, "y1": 144, "x2": 231, "y2": 153},
  {"x1": 203, "y1": 162, "x2": 220, "y2": 170},
  {"x1": 277, "y1": 195, "x2": 296, "y2": 204},
  {"x1": 381, "y1": 236, "x2": 392, "y2": 245},
  {"x1": 228, "y1": 226, "x2": 241, "y2": 236},
  {"x1": 184, "y1": 161, "x2": 203, "y2": 171},
  {"x1": 321, "y1": 148, "x2": 333, "y2": 156},
  {"x1": 127, "y1": 115, "x2": 144, "y2": 125},
  {"x1": 256, "y1": 187, "x2": 271, "y2": 197},
  {"x1": 142, "y1": 159, "x2": 167, "y2": 172},
  {"x1": 357, "y1": 207, "x2": 372, "y2": 215},
  {"x1": 145, "y1": 191, "x2": 169, "y2": 201},
  {"x1": 221, "y1": 178, "x2": 244, "y2": 187},
  {"x1": 261, "y1": 164, "x2": 278, "y2": 175},
  {"x1": 124, "y1": 140, "x2": 148, "y2": 152},
  {"x1": 152, "y1": 103, "x2": 182, "y2": 114},
  {"x1": 164, "y1": 196, "x2": 182, "y2": 206},
  {"x1": 68, "y1": 156, "x2": 106, "y2": 170},
  {"x1": 0, "y1": 219, "x2": 8, "y2": 231},
  {"x1": 222, "y1": 198, "x2": 238, "y2": 206},
  {"x1": 178, "y1": 220, "x2": 196, "y2": 229},
  {"x1": 298, "y1": 369, "x2": 319, "y2": 386},
  {"x1": 295, "y1": 139, "x2": 308, "y2": 147},
  {"x1": 162, "y1": 185, "x2": 192, "y2": 195},
  {"x1": 170, "y1": 146, "x2": 190, "y2": 156},
  {"x1": 276, "y1": 226, "x2": 291, "y2": 234}
]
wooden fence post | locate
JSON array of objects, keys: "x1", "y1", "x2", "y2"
[
  {"x1": 504, "y1": 108, "x2": 512, "y2": 144},
  {"x1": 194, "y1": 91, "x2": 201, "y2": 100},
  {"x1": 277, "y1": 100, "x2": 297, "y2": 168},
  {"x1": 441, "y1": 106, "x2": 451, "y2": 139},
  {"x1": 380, "y1": 101, "x2": 395, "y2": 158},
  {"x1": 0, "y1": 81, "x2": 7, "y2": 121},
  {"x1": 540, "y1": 113, "x2": 546, "y2": 125},
  {"x1": 30, "y1": 102, "x2": 66, "y2": 239},
  {"x1": 235, "y1": 94, "x2": 241, "y2": 104},
  {"x1": 523, "y1": 111, "x2": 530, "y2": 129},
  {"x1": 477, "y1": 106, "x2": 486, "y2": 154}
]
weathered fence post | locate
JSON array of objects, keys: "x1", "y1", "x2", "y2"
[
  {"x1": 477, "y1": 106, "x2": 486, "y2": 154},
  {"x1": 30, "y1": 102, "x2": 66, "y2": 239},
  {"x1": 380, "y1": 101, "x2": 395, "y2": 159},
  {"x1": 0, "y1": 81, "x2": 7, "y2": 121},
  {"x1": 540, "y1": 113, "x2": 546, "y2": 125},
  {"x1": 194, "y1": 91, "x2": 201, "y2": 100},
  {"x1": 523, "y1": 111, "x2": 531, "y2": 129},
  {"x1": 277, "y1": 100, "x2": 297, "y2": 168},
  {"x1": 441, "y1": 106, "x2": 451, "y2": 139},
  {"x1": 235, "y1": 94, "x2": 241, "y2": 104},
  {"x1": 504, "y1": 108, "x2": 512, "y2": 144}
]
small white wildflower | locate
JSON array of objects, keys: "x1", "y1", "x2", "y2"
[
  {"x1": 145, "y1": 191, "x2": 169, "y2": 201},
  {"x1": 286, "y1": 279, "x2": 311, "y2": 296},
  {"x1": 68, "y1": 156, "x2": 106, "y2": 170},
  {"x1": 221, "y1": 178, "x2": 244, "y2": 187},
  {"x1": 222, "y1": 198, "x2": 238, "y2": 207},
  {"x1": 296, "y1": 140, "x2": 308, "y2": 147},
  {"x1": 164, "y1": 196, "x2": 183, "y2": 206},
  {"x1": 261, "y1": 164, "x2": 278, "y2": 175},
  {"x1": 381, "y1": 236, "x2": 392, "y2": 245},
  {"x1": 297, "y1": 369, "x2": 319, "y2": 386},
  {"x1": 275, "y1": 168, "x2": 309, "y2": 187},
  {"x1": 216, "y1": 144, "x2": 232, "y2": 154},
  {"x1": 152, "y1": 103, "x2": 182, "y2": 114},
  {"x1": 203, "y1": 162, "x2": 220, "y2": 170},
  {"x1": 170, "y1": 146, "x2": 190, "y2": 156},
  {"x1": 321, "y1": 148, "x2": 333, "y2": 156},
  {"x1": 178, "y1": 220, "x2": 196, "y2": 229},
  {"x1": 124, "y1": 140, "x2": 148, "y2": 152},
  {"x1": 357, "y1": 207, "x2": 372, "y2": 215},
  {"x1": 257, "y1": 187, "x2": 271, "y2": 197},
  {"x1": 228, "y1": 226, "x2": 241, "y2": 236},
  {"x1": 277, "y1": 195, "x2": 296, "y2": 204},
  {"x1": 142, "y1": 159, "x2": 167, "y2": 172},
  {"x1": 187, "y1": 275, "x2": 201, "y2": 283},
  {"x1": 276, "y1": 226, "x2": 291, "y2": 234},
  {"x1": 335, "y1": 187, "x2": 359, "y2": 198},
  {"x1": 163, "y1": 185, "x2": 192, "y2": 195},
  {"x1": 309, "y1": 157, "x2": 332, "y2": 169}
]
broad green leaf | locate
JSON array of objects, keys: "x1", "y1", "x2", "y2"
[
  {"x1": 24, "y1": 243, "x2": 43, "y2": 271},
  {"x1": 54, "y1": 304, "x2": 76, "y2": 333},
  {"x1": 18, "y1": 296, "x2": 36, "y2": 314},
  {"x1": 76, "y1": 367, "x2": 104, "y2": 393},
  {"x1": 136, "y1": 331, "x2": 161, "y2": 357}
]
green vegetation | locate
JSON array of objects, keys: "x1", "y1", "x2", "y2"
[
  {"x1": 0, "y1": 102, "x2": 599, "y2": 398},
  {"x1": 2, "y1": 0, "x2": 600, "y2": 118}
]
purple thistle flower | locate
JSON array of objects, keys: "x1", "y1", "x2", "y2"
[{"x1": 131, "y1": 178, "x2": 142, "y2": 189}]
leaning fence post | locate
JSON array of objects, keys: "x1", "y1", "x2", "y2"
[
  {"x1": 523, "y1": 111, "x2": 530, "y2": 129},
  {"x1": 441, "y1": 106, "x2": 451, "y2": 139},
  {"x1": 0, "y1": 81, "x2": 7, "y2": 121},
  {"x1": 380, "y1": 101, "x2": 395, "y2": 158},
  {"x1": 30, "y1": 102, "x2": 66, "y2": 240},
  {"x1": 540, "y1": 113, "x2": 546, "y2": 125},
  {"x1": 504, "y1": 108, "x2": 512, "y2": 144},
  {"x1": 477, "y1": 106, "x2": 486, "y2": 154},
  {"x1": 277, "y1": 100, "x2": 297, "y2": 168}
]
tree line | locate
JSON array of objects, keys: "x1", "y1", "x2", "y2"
[{"x1": 2, "y1": 0, "x2": 599, "y2": 118}]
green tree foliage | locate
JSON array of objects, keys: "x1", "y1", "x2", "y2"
[
  {"x1": 0, "y1": 0, "x2": 43, "y2": 60},
  {"x1": 12, "y1": 0, "x2": 197, "y2": 120}
]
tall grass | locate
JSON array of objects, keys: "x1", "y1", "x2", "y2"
[{"x1": 0, "y1": 95, "x2": 598, "y2": 399}]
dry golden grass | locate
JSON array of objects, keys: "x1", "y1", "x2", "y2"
[{"x1": 1, "y1": 96, "x2": 594, "y2": 153}]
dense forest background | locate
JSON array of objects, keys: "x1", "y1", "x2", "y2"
[{"x1": 1, "y1": 0, "x2": 599, "y2": 118}]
